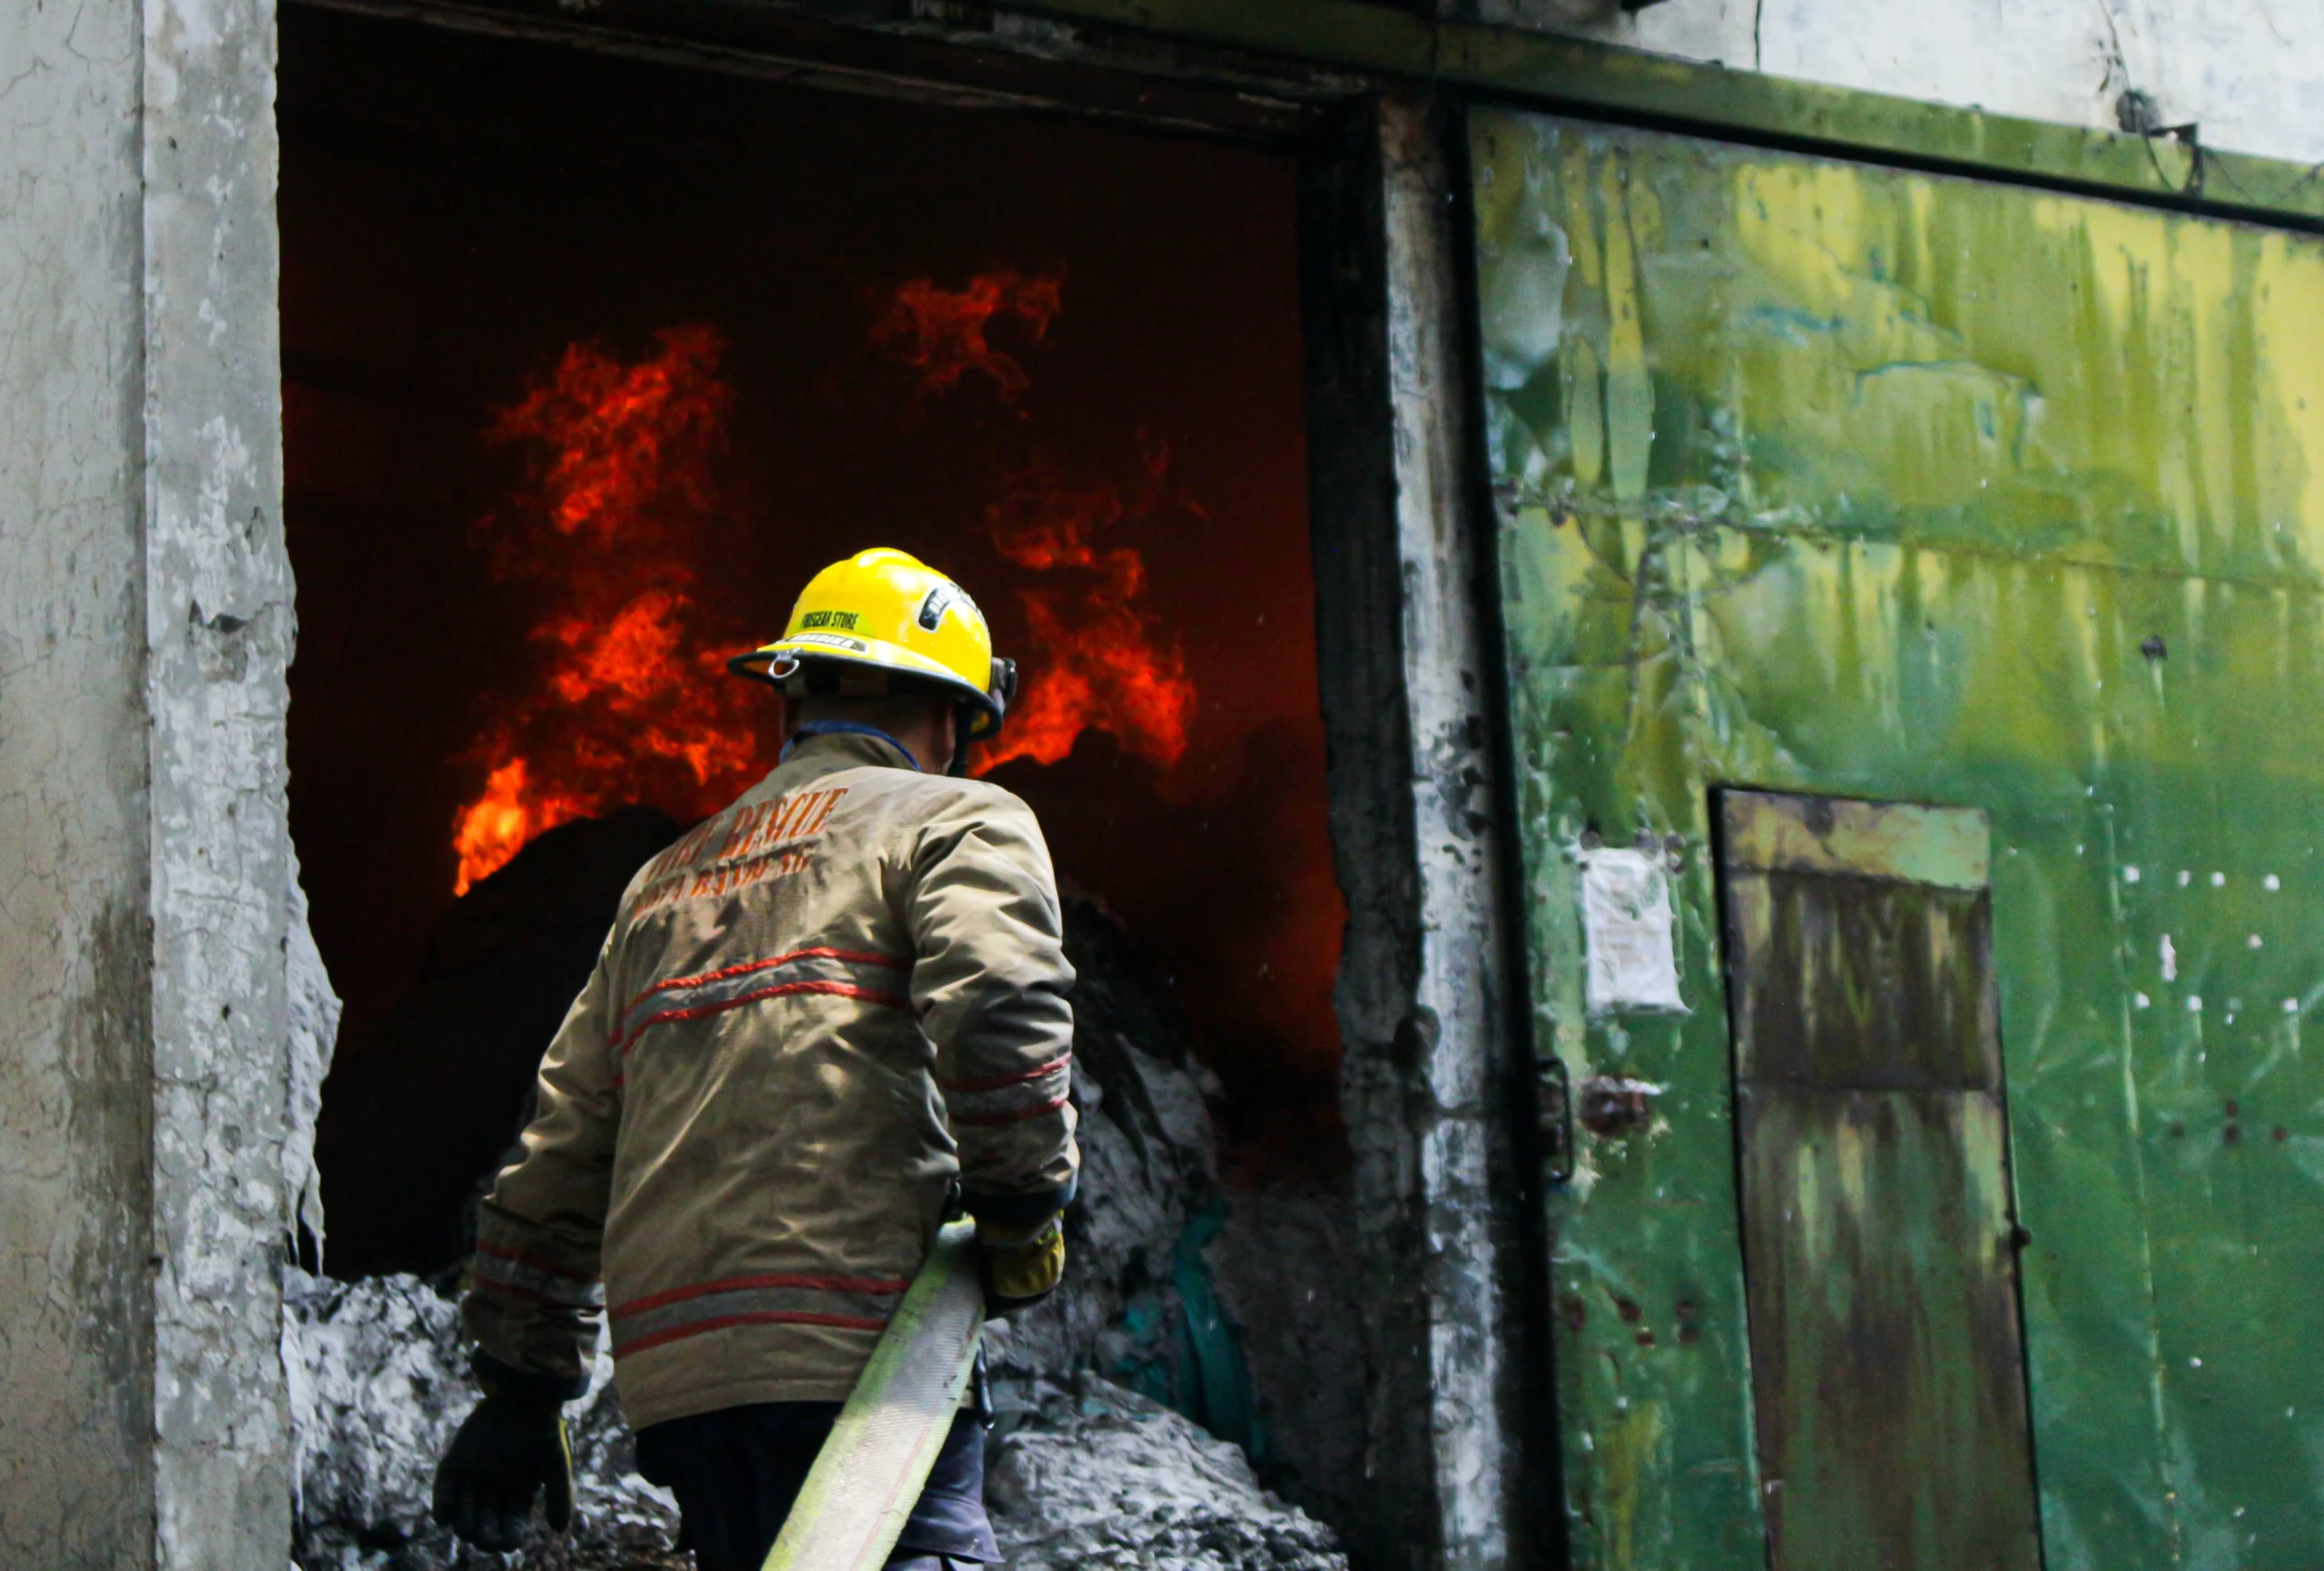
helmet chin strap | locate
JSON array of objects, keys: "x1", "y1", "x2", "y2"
[{"x1": 948, "y1": 705, "x2": 979, "y2": 777}]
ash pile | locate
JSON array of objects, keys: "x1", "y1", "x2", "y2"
[
  {"x1": 288, "y1": 818, "x2": 1347, "y2": 1570},
  {"x1": 289, "y1": 1271, "x2": 686, "y2": 1571},
  {"x1": 289, "y1": 1278, "x2": 1339, "y2": 1571}
]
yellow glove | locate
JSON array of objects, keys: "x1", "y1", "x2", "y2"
[{"x1": 976, "y1": 1213, "x2": 1065, "y2": 1312}]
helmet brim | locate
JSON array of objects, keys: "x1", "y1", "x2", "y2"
[{"x1": 729, "y1": 639, "x2": 1006, "y2": 738}]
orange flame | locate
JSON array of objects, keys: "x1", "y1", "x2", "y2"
[
  {"x1": 871, "y1": 270, "x2": 1195, "y2": 778},
  {"x1": 497, "y1": 326, "x2": 732, "y2": 541},
  {"x1": 449, "y1": 327, "x2": 768, "y2": 896},
  {"x1": 974, "y1": 444, "x2": 1196, "y2": 774},
  {"x1": 449, "y1": 760, "x2": 594, "y2": 898},
  {"x1": 870, "y1": 270, "x2": 1062, "y2": 400}
]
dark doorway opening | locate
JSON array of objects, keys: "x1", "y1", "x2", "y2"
[{"x1": 282, "y1": 5, "x2": 1344, "y2": 1280}]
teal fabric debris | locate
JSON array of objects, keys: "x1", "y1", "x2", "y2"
[{"x1": 1106, "y1": 1199, "x2": 1267, "y2": 1467}]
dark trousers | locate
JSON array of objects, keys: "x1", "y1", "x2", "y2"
[{"x1": 634, "y1": 1401, "x2": 996, "y2": 1571}]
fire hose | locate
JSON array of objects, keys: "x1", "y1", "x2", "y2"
[{"x1": 759, "y1": 1219, "x2": 984, "y2": 1571}]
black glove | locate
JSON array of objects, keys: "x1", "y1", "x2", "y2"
[{"x1": 431, "y1": 1354, "x2": 582, "y2": 1551}]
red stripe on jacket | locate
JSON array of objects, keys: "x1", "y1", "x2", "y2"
[
  {"x1": 950, "y1": 1095, "x2": 1072, "y2": 1128},
  {"x1": 617, "y1": 980, "x2": 910, "y2": 1064},
  {"x1": 940, "y1": 1053, "x2": 1071, "y2": 1095}
]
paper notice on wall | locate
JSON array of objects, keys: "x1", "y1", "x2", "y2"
[{"x1": 1580, "y1": 848, "x2": 1686, "y2": 1016}]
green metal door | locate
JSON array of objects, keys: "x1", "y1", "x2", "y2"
[
  {"x1": 1472, "y1": 104, "x2": 2324, "y2": 1571},
  {"x1": 1720, "y1": 790, "x2": 2040, "y2": 1571}
]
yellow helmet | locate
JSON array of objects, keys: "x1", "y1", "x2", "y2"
[{"x1": 727, "y1": 548, "x2": 1017, "y2": 741}]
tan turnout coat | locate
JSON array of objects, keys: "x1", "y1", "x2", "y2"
[{"x1": 462, "y1": 729, "x2": 1078, "y2": 1429}]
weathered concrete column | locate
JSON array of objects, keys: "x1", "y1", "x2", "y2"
[
  {"x1": 141, "y1": 0, "x2": 299, "y2": 1564},
  {"x1": 1376, "y1": 93, "x2": 1521, "y2": 1571},
  {"x1": 0, "y1": 2, "x2": 158, "y2": 1564},
  {"x1": 1309, "y1": 93, "x2": 1523, "y2": 1571}
]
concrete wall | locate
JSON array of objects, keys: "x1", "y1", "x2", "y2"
[
  {"x1": 142, "y1": 0, "x2": 300, "y2": 1561},
  {"x1": 0, "y1": 1, "x2": 159, "y2": 1565},
  {"x1": 1455, "y1": 0, "x2": 2324, "y2": 166},
  {"x1": 1, "y1": 0, "x2": 296, "y2": 1565},
  {"x1": 1375, "y1": 95, "x2": 1524, "y2": 1571}
]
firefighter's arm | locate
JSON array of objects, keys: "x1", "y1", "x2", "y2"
[
  {"x1": 906, "y1": 787, "x2": 1079, "y2": 1307},
  {"x1": 437, "y1": 938, "x2": 619, "y2": 1549},
  {"x1": 459, "y1": 939, "x2": 621, "y2": 1394}
]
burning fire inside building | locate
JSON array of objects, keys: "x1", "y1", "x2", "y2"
[
  {"x1": 443, "y1": 275, "x2": 1201, "y2": 900},
  {"x1": 281, "y1": 10, "x2": 1350, "y2": 1491}
]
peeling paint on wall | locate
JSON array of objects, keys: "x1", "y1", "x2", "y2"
[
  {"x1": 142, "y1": 0, "x2": 299, "y2": 1563},
  {"x1": 1475, "y1": 105, "x2": 2324, "y2": 1568},
  {"x1": 1381, "y1": 95, "x2": 1522, "y2": 1571},
  {"x1": 1310, "y1": 93, "x2": 1531, "y2": 1571}
]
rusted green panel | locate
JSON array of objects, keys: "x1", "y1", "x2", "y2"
[
  {"x1": 1725, "y1": 791, "x2": 1996, "y2": 1094},
  {"x1": 1473, "y1": 105, "x2": 2324, "y2": 1570},
  {"x1": 1725, "y1": 870, "x2": 1994, "y2": 1091},
  {"x1": 1723, "y1": 792, "x2": 2040, "y2": 1571},
  {"x1": 1736, "y1": 1088, "x2": 2041, "y2": 1571}
]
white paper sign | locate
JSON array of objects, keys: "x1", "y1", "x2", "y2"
[{"x1": 1580, "y1": 848, "x2": 1686, "y2": 1016}]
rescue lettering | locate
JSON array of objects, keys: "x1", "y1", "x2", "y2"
[
  {"x1": 628, "y1": 787, "x2": 851, "y2": 918},
  {"x1": 803, "y1": 789, "x2": 845, "y2": 838},
  {"x1": 714, "y1": 800, "x2": 767, "y2": 860},
  {"x1": 643, "y1": 816, "x2": 724, "y2": 883},
  {"x1": 742, "y1": 787, "x2": 842, "y2": 859},
  {"x1": 738, "y1": 790, "x2": 811, "y2": 859}
]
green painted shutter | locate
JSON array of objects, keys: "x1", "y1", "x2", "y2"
[{"x1": 1472, "y1": 104, "x2": 2324, "y2": 1571}]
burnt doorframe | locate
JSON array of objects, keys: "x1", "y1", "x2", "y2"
[{"x1": 272, "y1": 6, "x2": 1532, "y2": 1570}]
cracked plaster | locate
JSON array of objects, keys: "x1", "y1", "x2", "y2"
[
  {"x1": 141, "y1": 0, "x2": 297, "y2": 1563},
  {"x1": 0, "y1": 0, "x2": 156, "y2": 1564},
  {"x1": 1378, "y1": 98, "x2": 1523, "y2": 1571}
]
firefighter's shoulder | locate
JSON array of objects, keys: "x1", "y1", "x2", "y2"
[{"x1": 870, "y1": 766, "x2": 1043, "y2": 830}]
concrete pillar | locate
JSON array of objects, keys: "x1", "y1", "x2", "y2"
[
  {"x1": 1306, "y1": 93, "x2": 1529, "y2": 1570},
  {"x1": 0, "y1": 0, "x2": 296, "y2": 1563},
  {"x1": 0, "y1": 0, "x2": 158, "y2": 1562},
  {"x1": 1377, "y1": 93, "x2": 1523, "y2": 1571},
  {"x1": 141, "y1": 0, "x2": 300, "y2": 1563},
  {"x1": 1433, "y1": 0, "x2": 1761, "y2": 67}
]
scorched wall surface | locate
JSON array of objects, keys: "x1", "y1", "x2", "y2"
[{"x1": 1473, "y1": 108, "x2": 2324, "y2": 1568}]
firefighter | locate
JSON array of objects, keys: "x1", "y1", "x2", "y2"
[{"x1": 429, "y1": 548, "x2": 1078, "y2": 1570}]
